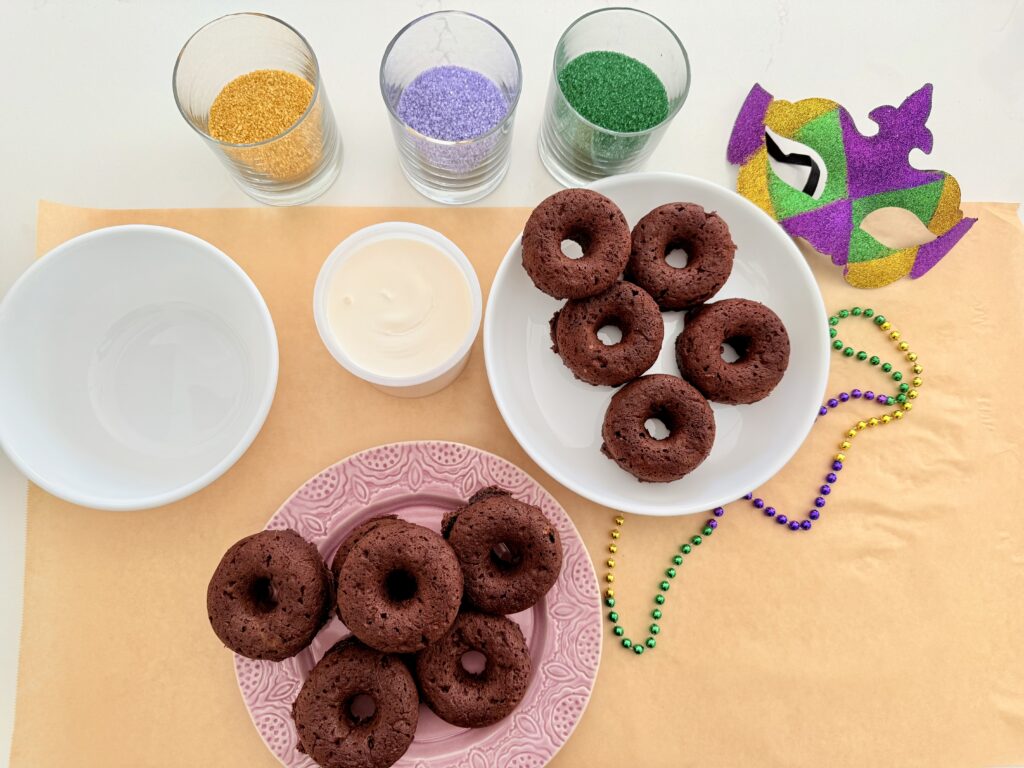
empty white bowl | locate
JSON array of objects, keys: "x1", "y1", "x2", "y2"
[{"x1": 0, "y1": 225, "x2": 279, "y2": 511}]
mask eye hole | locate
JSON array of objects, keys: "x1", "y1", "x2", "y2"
[
  {"x1": 765, "y1": 128, "x2": 827, "y2": 199},
  {"x1": 859, "y1": 207, "x2": 937, "y2": 249}
]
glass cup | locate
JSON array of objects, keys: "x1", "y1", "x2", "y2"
[
  {"x1": 173, "y1": 13, "x2": 343, "y2": 206},
  {"x1": 380, "y1": 11, "x2": 522, "y2": 205},
  {"x1": 538, "y1": 7, "x2": 690, "y2": 187}
]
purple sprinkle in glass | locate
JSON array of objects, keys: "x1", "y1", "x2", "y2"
[{"x1": 397, "y1": 65, "x2": 508, "y2": 141}]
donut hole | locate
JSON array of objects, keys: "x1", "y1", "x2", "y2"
[
  {"x1": 343, "y1": 693, "x2": 377, "y2": 725},
  {"x1": 490, "y1": 541, "x2": 524, "y2": 572},
  {"x1": 644, "y1": 417, "x2": 671, "y2": 440},
  {"x1": 664, "y1": 240, "x2": 690, "y2": 268},
  {"x1": 721, "y1": 335, "x2": 752, "y2": 363},
  {"x1": 460, "y1": 650, "x2": 488, "y2": 676},
  {"x1": 596, "y1": 324, "x2": 623, "y2": 346},
  {"x1": 247, "y1": 576, "x2": 278, "y2": 613},
  {"x1": 560, "y1": 230, "x2": 590, "y2": 260},
  {"x1": 384, "y1": 569, "x2": 418, "y2": 603}
]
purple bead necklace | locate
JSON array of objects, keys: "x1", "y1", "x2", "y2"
[{"x1": 605, "y1": 306, "x2": 923, "y2": 654}]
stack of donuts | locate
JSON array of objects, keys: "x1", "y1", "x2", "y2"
[
  {"x1": 206, "y1": 486, "x2": 562, "y2": 768},
  {"x1": 522, "y1": 188, "x2": 792, "y2": 482}
]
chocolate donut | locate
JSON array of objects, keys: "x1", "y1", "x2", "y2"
[
  {"x1": 330, "y1": 516, "x2": 400, "y2": 623},
  {"x1": 442, "y1": 487, "x2": 562, "y2": 615},
  {"x1": 522, "y1": 188, "x2": 631, "y2": 299},
  {"x1": 675, "y1": 298, "x2": 790, "y2": 404},
  {"x1": 601, "y1": 374, "x2": 716, "y2": 482},
  {"x1": 207, "y1": 529, "x2": 334, "y2": 661},
  {"x1": 293, "y1": 639, "x2": 418, "y2": 768},
  {"x1": 415, "y1": 611, "x2": 531, "y2": 728},
  {"x1": 336, "y1": 520, "x2": 462, "y2": 653},
  {"x1": 550, "y1": 281, "x2": 664, "y2": 386},
  {"x1": 627, "y1": 203, "x2": 735, "y2": 310}
]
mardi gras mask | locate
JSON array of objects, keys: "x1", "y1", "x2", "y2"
[{"x1": 727, "y1": 83, "x2": 975, "y2": 288}]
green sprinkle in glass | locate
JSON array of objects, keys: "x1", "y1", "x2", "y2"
[{"x1": 539, "y1": 8, "x2": 691, "y2": 186}]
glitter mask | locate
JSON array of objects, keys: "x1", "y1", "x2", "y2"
[{"x1": 727, "y1": 83, "x2": 976, "y2": 288}]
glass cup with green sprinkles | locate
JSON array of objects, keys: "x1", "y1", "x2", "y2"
[
  {"x1": 173, "y1": 13, "x2": 343, "y2": 206},
  {"x1": 538, "y1": 7, "x2": 690, "y2": 186}
]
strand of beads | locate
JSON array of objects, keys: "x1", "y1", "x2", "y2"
[
  {"x1": 602, "y1": 307, "x2": 923, "y2": 654},
  {"x1": 746, "y1": 306, "x2": 923, "y2": 531},
  {"x1": 603, "y1": 510, "x2": 722, "y2": 655}
]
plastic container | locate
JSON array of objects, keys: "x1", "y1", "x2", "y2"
[{"x1": 313, "y1": 223, "x2": 482, "y2": 398}]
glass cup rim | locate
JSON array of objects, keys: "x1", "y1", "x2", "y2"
[
  {"x1": 378, "y1": 9, "x2": 523, "y2": 147},
  {"x1": 551, "y1": 6, "x2": 691, "y2": 138},
  {"x1": 172, "y1": 12, "x2": 324, "y2": 149}
]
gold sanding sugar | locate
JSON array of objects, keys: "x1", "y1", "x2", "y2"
[{"x1": 208, "y1": 69, "x2": 314, "y2": 144}]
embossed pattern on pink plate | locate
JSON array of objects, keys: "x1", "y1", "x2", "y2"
[{"x1": 235, "y1": 441, "x2": 602, "y2": 768}]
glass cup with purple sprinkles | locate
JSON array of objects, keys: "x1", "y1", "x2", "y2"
[
  {"x1": 538, "y1": 7, "x2": 691, "y2": 187},
  {"x1": 380, "y1": 11, "x2": 522, "y2": 205}
]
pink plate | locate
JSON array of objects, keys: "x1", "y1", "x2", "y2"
[{"x1": 235, "y1": 441, "x2": 602, "y2": 768}]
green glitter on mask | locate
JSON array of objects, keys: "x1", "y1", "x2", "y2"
[{"x1": 558, "y1": 51, "x2": 669, "y2": 132}]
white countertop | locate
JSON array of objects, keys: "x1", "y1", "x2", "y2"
[{"x1": 1, "y1": 0, "x2": 1021, "y2": 763}]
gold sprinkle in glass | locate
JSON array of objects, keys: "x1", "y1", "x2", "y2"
[{"x1": 173, "y1": 13, "x2": 342, "y2": 206}]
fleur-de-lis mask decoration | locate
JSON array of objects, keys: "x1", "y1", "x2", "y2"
[{"x1": 728, "y1": 83, "x2": 976, "y2": 288}]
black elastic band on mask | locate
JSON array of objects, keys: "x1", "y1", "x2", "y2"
[{"x1": 765, "y1": 132, "x2": 821, "y2": 196}]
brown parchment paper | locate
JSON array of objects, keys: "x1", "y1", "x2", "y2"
[{"x1": 11, "y1": 200, "x2": 1024, "y2": 768}]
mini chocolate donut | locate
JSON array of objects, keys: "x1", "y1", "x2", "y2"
[
  {"x1": 601, "y1": 374, "x2": 716, "y2": 482},
  {"x1": 293, "y1": 638, "x2": 418, "y2": 768},
  {"x1": 441, "y1": 486, "x2": 562, "y2": 615},
  {"x1": 330, "y1": 516, "x2": 400, "y2": 623},
  {"x1": 207, "y1": 529, "x2": 334, "y2": 661},
  {"x1": 336, "y1": 520, "x2": 462, "y2": 653},
  {"x1": 522, "y1": 188, "x2": 631, "y2": 299},
  {"x1": 415, "y1": 611, "x2": 531, "y2": 728},
  {"x1": 627, "y1": 203, "x2": 736, "y2": 310},
  {"x1": 675, "y1": 298, "x2": 790, "y2": 404},
  {"x1": 550, "y1": 281, "x2": 664, "y2": 386}
]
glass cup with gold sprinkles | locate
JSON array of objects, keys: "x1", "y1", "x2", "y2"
[{"x1": 173, "y1": 13, "x2": 342, "y2": 206}]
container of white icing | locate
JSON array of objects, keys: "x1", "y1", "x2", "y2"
[{"x1": 314, "y1": 222, "x2": 482, "y2": 397}]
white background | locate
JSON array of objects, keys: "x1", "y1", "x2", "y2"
[{"x1": 1, "y1": 0, "x2": 1021, "y2": 762}]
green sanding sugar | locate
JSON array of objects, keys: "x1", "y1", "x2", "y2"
[{"x1": 557, "y1": 51, "x2": 669, "y2": 132}]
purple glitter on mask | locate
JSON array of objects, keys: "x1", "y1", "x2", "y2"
[{"x1": 397, "y1": 65, "x2": 508, "y2": 141}]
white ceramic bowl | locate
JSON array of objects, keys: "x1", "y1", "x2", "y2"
[
  {"x1": 485, "y1": 172, "x2": 829, "y2": 516},
  {"x1": 313, "y1": 222, "x2": 483, "y2": 398},
  {"x1": 0, "y1": 225, "x2": 278, "y2": 511}
]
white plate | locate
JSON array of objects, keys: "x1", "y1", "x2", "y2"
[
  {"x1": 0, "y1": 225, "x2": 278, "y2": 510},
  {"x1": 484, "y1": 172, "x2": 828, "y2": 516}
]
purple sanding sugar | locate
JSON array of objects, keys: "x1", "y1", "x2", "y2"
[{"x1": 397, "y1": 65, "x2": 508, "y2": 141}]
